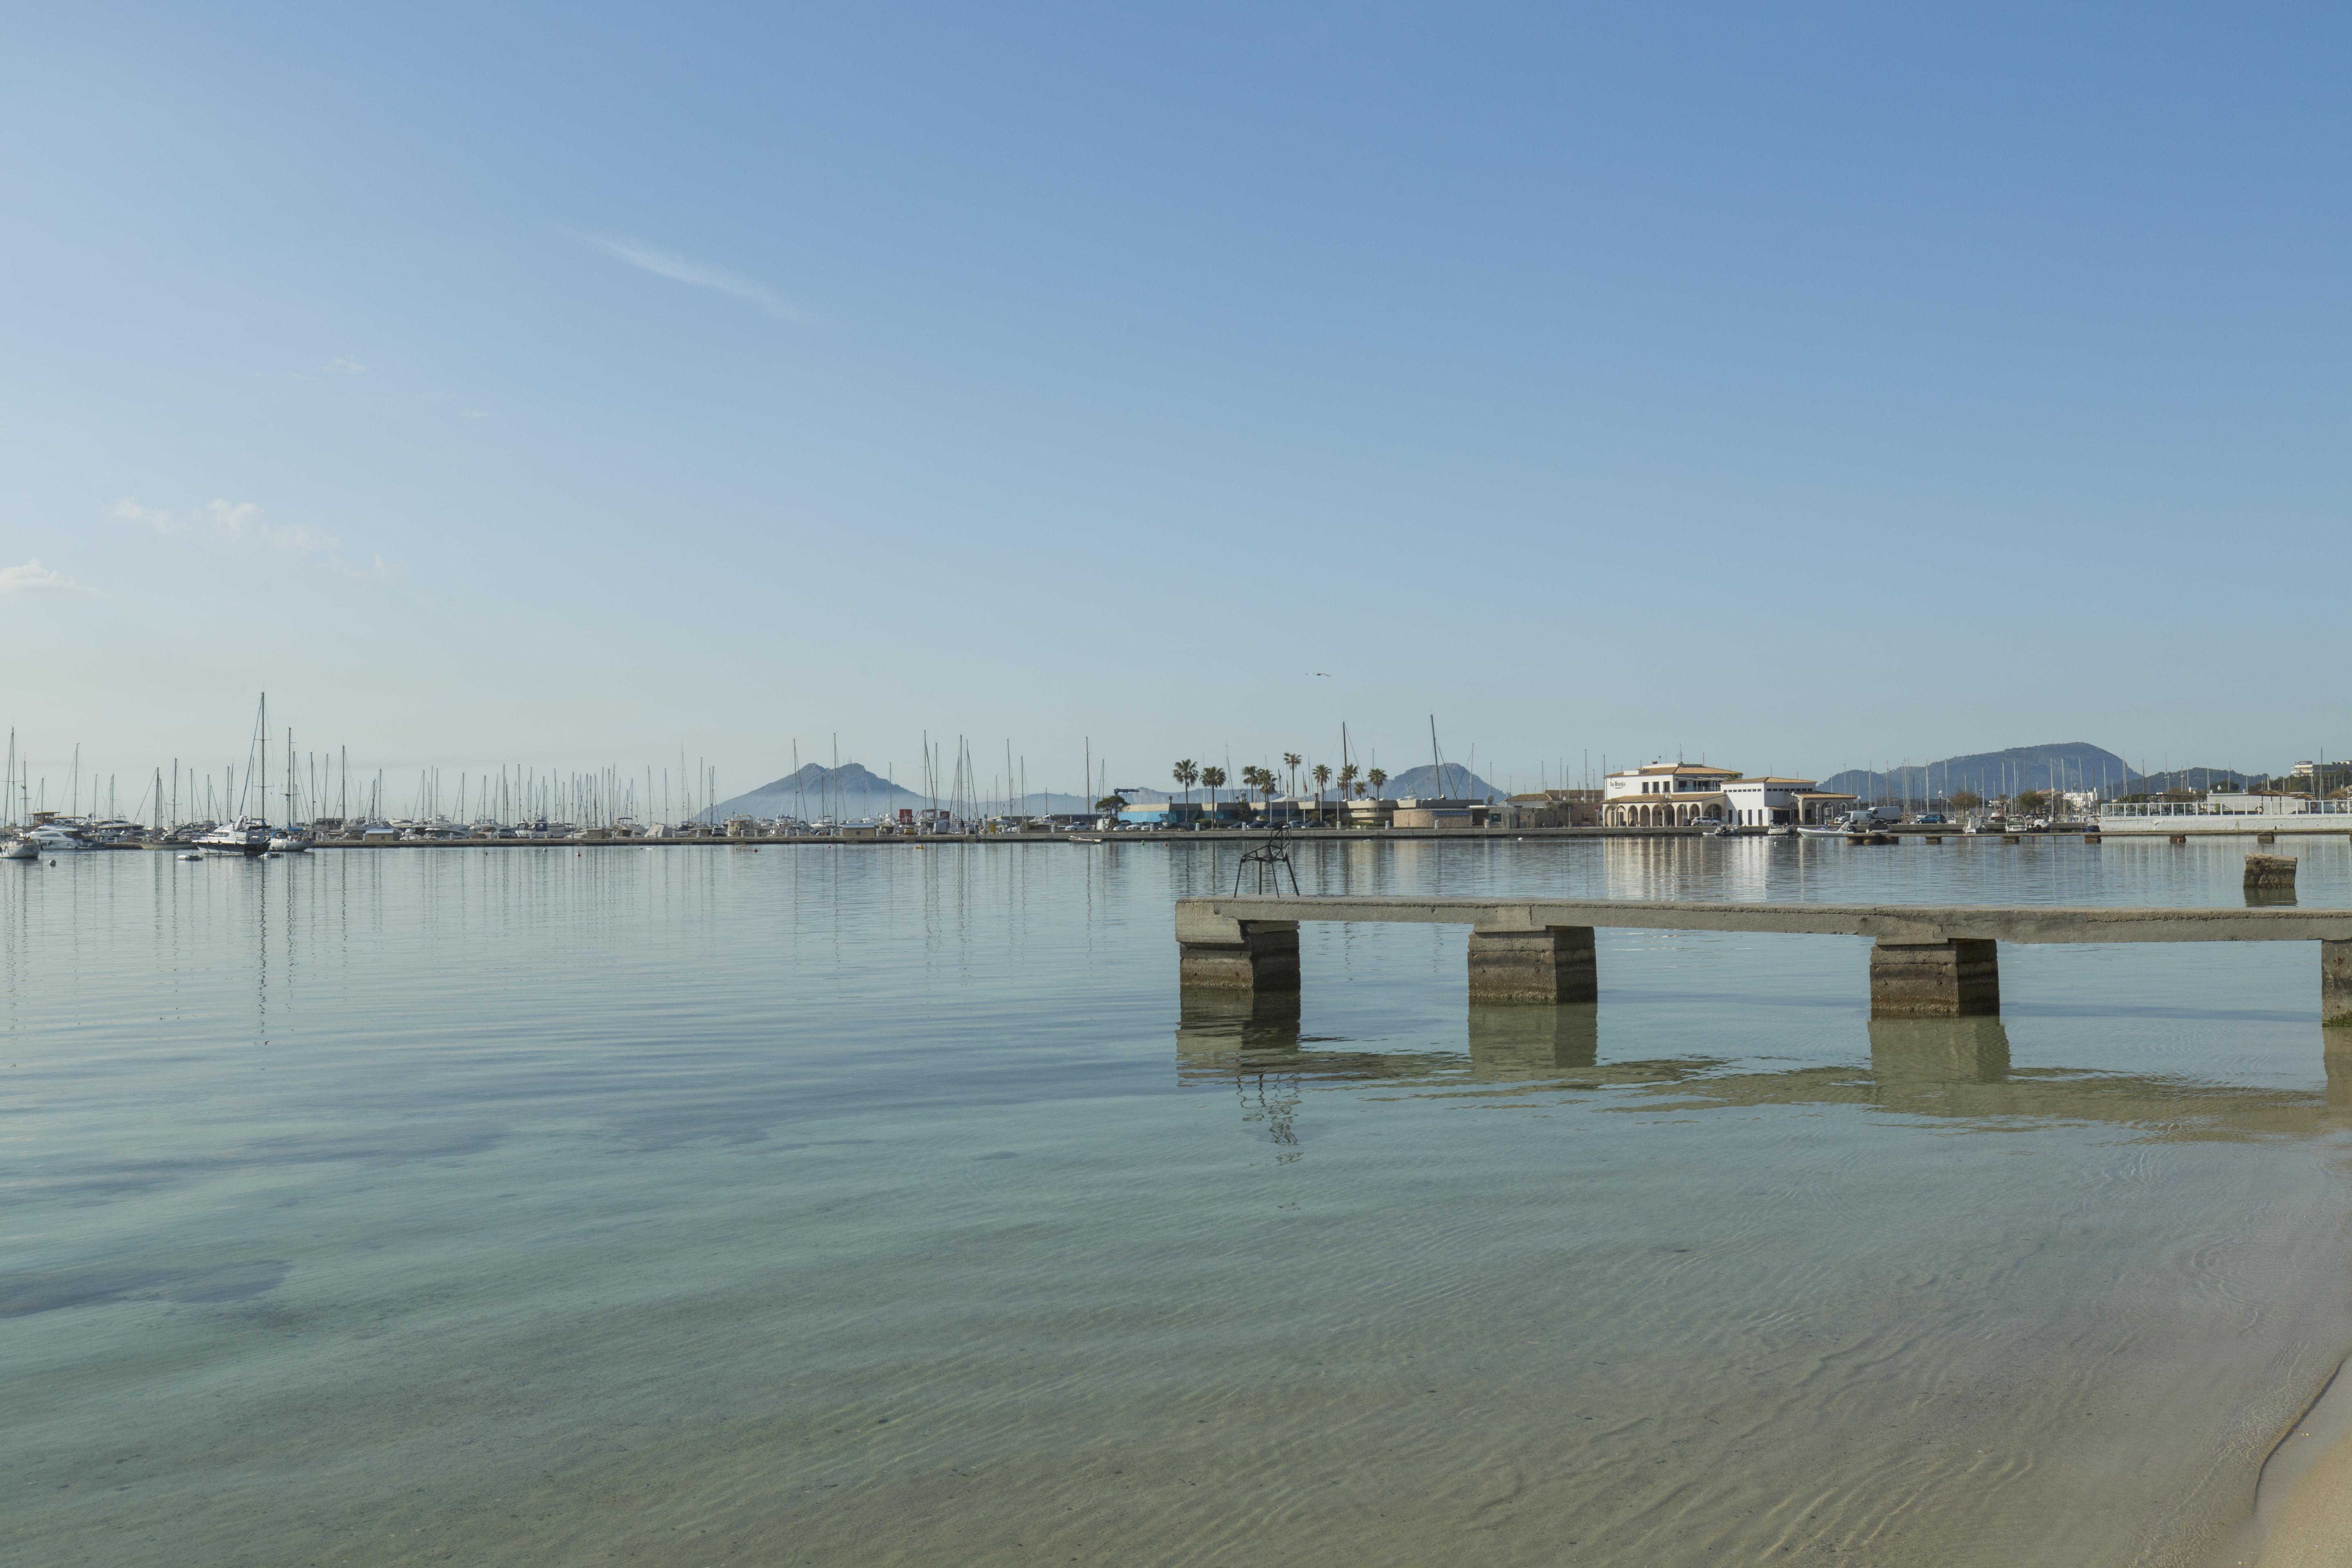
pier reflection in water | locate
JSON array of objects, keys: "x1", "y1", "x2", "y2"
[{"x1": 1178, "y1": 1004, "x2": 2352, "y2": 1142}]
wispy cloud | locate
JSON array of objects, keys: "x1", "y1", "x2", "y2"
[
  {"x1": 112, "y1": 497, "x2": 182, "y2": 533},
  {"x1": 114, "y1": 496, "x2": 322, "y2": 553},
  {"x1": 0, "y1": 558, "x2": 82, "y2": 594},
  {"x1": 329, "y1": 552, "x2": 391, "y2": 580},
  {"x1": 325, "y1": 356, "x2": 367, "y2": 375},
  {"x1": 577, "y1": 234, "x2": 821, "y2": 324},
  {"x1": 201, "y1": 499, "x2": 317, "y2": 552}
]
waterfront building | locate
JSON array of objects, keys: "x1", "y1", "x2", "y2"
[
  {"x1": 1494, "y1": 790, "x2": 1602, "y2": 829},
  {"x1": 1601, "y1": 762, "x2": 1740, "y2": 826},
  {"x1": 1604, "y1": 763, "x2": 1858, "y2": 827},
  {"x1": 1721, "y1": 777, "x2": 1858, "y2": 828},
  {"x1": 1391, "y1": 798, "x2": 1490, "y2": 829}
]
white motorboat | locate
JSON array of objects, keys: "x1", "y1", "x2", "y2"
[
  {"x1": 267, "y1": 833, "x2": 311, "y2": 853},
  {"x1": 1, "y1": 834, "x2": 37, "y2": 860},
  {"x1": 196, "y1": 817, "x2": 274, "y2": 856},
  {"x1": 26, "y1": 822, "x2": 99, "y2": 853},
  {"x1": 1797, "y1": 813, "x2": 1875, "y2": 840}
]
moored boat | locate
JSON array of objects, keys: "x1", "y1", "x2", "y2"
[
  {"x1": 26, "y1": 820, "x2": 100, "y2": 853},
  {"x1": 196, "y1": 817, "x2": 274, "y2": 856}
]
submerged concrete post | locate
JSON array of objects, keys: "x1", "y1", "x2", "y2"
[
  {"x1": 1868, "y1": 1016, "x2": 2012, "y2": 1090},
  {"x1": 1467, "y1": 924, "x2": 1598, "y2": 1004},
  {"x1": 1869, "y1": 938, "x2": 2000, "y2": 1019},
  {"x1": 1468, "y1": 1003, "x2": 1599, "y2": 1076},
  {"x1": 2324, "y1": 940, "x2": 2352, "y2": 1028},
  {"x1": 1175, "y1": 991, "x2": 1303, "y2": 1074},
  {"x1": 1176, "y1": 910, "x2": 1299, "y2": 995}
]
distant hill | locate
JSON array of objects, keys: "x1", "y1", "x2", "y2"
[
  {"x1": 706, "y1": 762, "x2": 1101, "y2": 821},
  {"x1": 705, "y1": 763, "x2": 918, "y2": 822},
  {"x1": 1814, "y1": 744, "x2": 2269, "y2": 802},
  {"x1": 1820, "y1": 744, "x2": 2136, "y2": 803},
  {"x1": 1379, "y1": 763, "x2": 1504, "y2": 802}
]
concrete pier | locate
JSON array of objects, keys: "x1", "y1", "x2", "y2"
[
  {"x1": 1866, "y1": 939, "x2": 2000, "y2": 1019},
  {"x1": 1173, "y1": 906, "x2": 1300, "y2": 993},
  {"x1": 1466, "y1": 925, "x2": 1598, "y2": 1004},
  {"x1": 1176, "y1": 895, "x2": 2352, "y2": 1024}
]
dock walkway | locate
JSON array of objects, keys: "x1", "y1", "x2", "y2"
[{"x1": 1173, "y1": 895, "x2": 2352, "y2": 1022}]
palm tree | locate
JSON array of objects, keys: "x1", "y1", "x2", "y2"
[
  {"x1": 1311, "y1": 762, "x2": 1331, "y2": 821},
  {"x1": 1238, "y1": 765, "x2": 1266, "y2": 819},
  {"x1": 1173, "y1": 759, "x2": 1197, "y2": 811},
  {"x1": 1200, "y1": 765, "x2": 1226, "y2": 811},
  {"x1": 1283, "y1": 752, "x2": 1302, "y2": 798},
  {"x1": 1338, "y1": 762, "x2": 1359, "y2": 800},
  {"x1": 1367, "y1": 766, "x2": 1388, "y2": 799},
  {"x1": 1259, "y1": 769, "x2": 1280, "y2": 817}
]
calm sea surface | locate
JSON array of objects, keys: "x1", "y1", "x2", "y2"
[{"x1": 5, "y1": 837, "x2": 2352, "y2": 1566}]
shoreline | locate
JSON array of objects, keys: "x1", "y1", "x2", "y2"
[{"x1": 2215, "y1": 1354, "x2": 2352, "y2": 1567}]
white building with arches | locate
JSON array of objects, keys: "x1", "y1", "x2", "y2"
[
  {"x1": 1603, "y1": 762, "x2": 1859, "y2": 828},
  {"x1": 1601, "y1": 762, "x2": 1739, "y2": 826}
]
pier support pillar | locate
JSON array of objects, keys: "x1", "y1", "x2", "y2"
[
  {"x1": 1869, "y1": 939, "x2": 2000, "y2": 1019},
  {"x1": 2324, "y1": 940, "x2": 2352, "y2": 1029},
  {"x1": 1467, "y1": 925, "x2": 1598, "y2": 1004},
  {"x1": 1176, "y1": 915, "x2": 1299, "y2": 995}
]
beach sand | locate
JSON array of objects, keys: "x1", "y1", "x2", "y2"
[{"x1": 2240, "y1": 1360, "x2": 2352, "y2": 1568}]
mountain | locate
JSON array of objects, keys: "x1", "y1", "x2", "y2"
[
  {"x1": 705, "y1": 762, "x2": 1104, "y2": 821},
  {"x1": 1379, "y1": 763, "x2": 1504, "y2": 802},
  {"x1": 705, "y1": 763, "x2": 921, "y2": 822},
  {"x1": 1818, "y1": 744, "x2": 2136, "y2": 802},
  {"x1": 1812, "y1": 744, "x2": 2270, "y2": 802}
]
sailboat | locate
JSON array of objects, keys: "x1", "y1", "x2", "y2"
[
  {"x1": 1, "y1": 731, "x2": 36, "y2": 860},
  {"x1": 267, "y1": 725, "x2": 310, "y2": 852},
  {"x1": 196, "y1": 695, "x2": 278, "y2": 857}
]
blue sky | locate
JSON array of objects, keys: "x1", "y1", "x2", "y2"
[{"x1": 4, "y1": 3, "x2": 2347, "y2": 811}]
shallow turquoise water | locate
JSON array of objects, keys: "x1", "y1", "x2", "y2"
[{"x1": 4, "y1": 836, "x2": 2350, "y2": 1566}]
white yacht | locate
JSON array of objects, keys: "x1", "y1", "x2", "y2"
[
  {"x1": 266, "y1": 830, "x2": 311, "y2": 853},
  {"x1": 26, "y1": 820, "x2": 100, "y2": 853},
  {"x1": 196, "y1": 817, "x2": 275, "y2": 857},
  {"x1": 1, "y1": 833, "x2": 36, "y2": 860}
]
